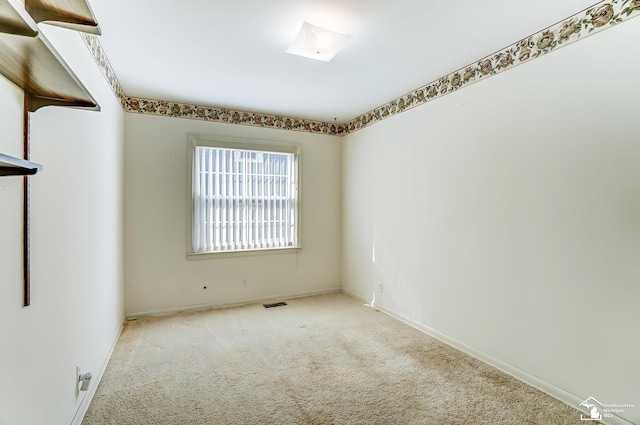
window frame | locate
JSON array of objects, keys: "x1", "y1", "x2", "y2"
[{"x1": 187, "y1": 133, "x2": 302, "y2": 259}]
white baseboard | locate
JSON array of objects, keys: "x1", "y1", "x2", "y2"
[
  {"x1": 341, "y1": 288, "x2": 634, "y2": 425},
  {"x1": 125, "y1": 287, "x2": 342, "y2": 320},
  {"x1": 70, "y1": 318, "x2": 125, "y2": 425}
]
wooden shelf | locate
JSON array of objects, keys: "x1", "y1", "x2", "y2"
[
  {"x1": 0, "y1": 0, "x2": 100, "y2": 111},
  {"x1": 0, "y1": 0, "x2": 97, "y2": 306},
  {"x1": 26, "y1": 0, "x2": 101, "y2": 35},
  {"x1": 0, "y1": 153, "x2": 42, "y2": 176},
  {"x1": 0, "y1": 31, "x2": 100, "y2": 111},
  {"x1": 0, "y1": 1, "x2": 37, "y2": 37}
]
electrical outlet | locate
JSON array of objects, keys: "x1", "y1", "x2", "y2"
[
  {"x1": 377, "y1": 281, "x2": 383, "y2": 293},
  {"x1": 242, "y1": 280, "x2": 248, "y2": 288}
]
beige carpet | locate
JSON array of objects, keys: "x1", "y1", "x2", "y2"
[{"x1": 83, "y1": 293, "x2": 588, "y2": 424}]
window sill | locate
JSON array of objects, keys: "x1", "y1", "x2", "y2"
[{"x1": 187, "y1": 246, "x2": 301, "y2": 260}]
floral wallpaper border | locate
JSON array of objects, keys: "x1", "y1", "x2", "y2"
[
  {"x1": 124, "y1": 96, "x2": 348, "y2": 136},
  {"x1": 79, "y1": 33, "x2": 347, "y2": 136},
  {"x1": 345, "y1": 0, "x2": 640, "y2": 134},
  {"x1": 81, "y1": 33, "x2": 126, "y2": 109},
  {"x1": 82, "y1": 0, "x2": 639, "y2": 137}
]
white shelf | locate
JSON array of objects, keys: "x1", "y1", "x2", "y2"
[{"x1": 0, "y1": 153, "x2": 42, "y2": 176}]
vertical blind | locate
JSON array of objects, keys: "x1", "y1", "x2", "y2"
[{"x1": 192, "y1": 145, "x2": 298, "y2": 253}]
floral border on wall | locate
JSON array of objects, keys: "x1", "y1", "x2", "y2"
[
  {"x1": 123, "y1": 97, "x2": 348, "y2": 136},
  {"x1": 79, "y1": 33, "x2": 347, "y2": 136},
  {"x1": 81, "y1": 33, "x2": 126, "y2": 109},
  {"x1": 81, "y1": 0, "x2": 639, "y2": 137},
  {"x1": 345, "y1": 0, "x2": 640, "y2": 133}
]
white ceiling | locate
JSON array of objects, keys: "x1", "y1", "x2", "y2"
[{"x1": 88, "y1": 0, "x2": 599, "y2": 123}]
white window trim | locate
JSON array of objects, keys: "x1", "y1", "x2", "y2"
[{"x1": 186, "y1": 133, "x2": 302, "y2": 259}]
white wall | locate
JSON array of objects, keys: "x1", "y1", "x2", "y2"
[
  {"x1": 124, "y1": 114, "x2": 341, "y2": 316},
  {"x1": 342, "y1": 20, "x2": 640, "y2": 425},
  {"x1": 0, "y1": 26, "x2": 125, "y2": 425}
]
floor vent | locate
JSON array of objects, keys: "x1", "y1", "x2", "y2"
[{"x1": 263, "y1": 301, "x2": 287, "y2": 308}]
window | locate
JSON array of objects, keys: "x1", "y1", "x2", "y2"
[{"x1": 189, "y1": 135, "x2": 300, "y2": 256}]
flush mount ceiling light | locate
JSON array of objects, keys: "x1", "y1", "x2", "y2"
[{"x1": 286, "y1": 21, "x2": 352, "y2": 62}]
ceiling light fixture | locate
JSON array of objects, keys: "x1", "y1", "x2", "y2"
[{"x1": 286, "y1": 21, "x2": 352, "y2": 62}]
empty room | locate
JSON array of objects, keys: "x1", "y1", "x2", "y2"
[{"x1": 1, "y1": 0, "x2": 638, "y2": 424}]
